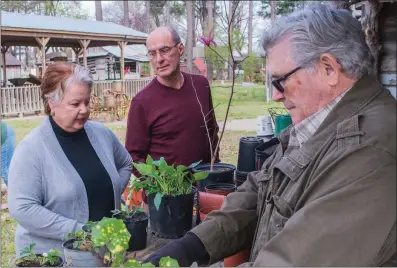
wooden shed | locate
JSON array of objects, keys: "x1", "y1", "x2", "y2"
[{"x1": 0, "y1": 53, "x2": 22, "y2": 86}]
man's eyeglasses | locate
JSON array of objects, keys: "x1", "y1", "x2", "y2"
[
  {"x1": 147, "y1": 43, "x2": 179, "y2": 59},
  {"x1": 271, "y1": 66, "x2": 301, "y2": 93}
]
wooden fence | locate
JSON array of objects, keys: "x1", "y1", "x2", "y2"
[{"x1": 1, "y1": 78, "x2": 152, "y2": 117}]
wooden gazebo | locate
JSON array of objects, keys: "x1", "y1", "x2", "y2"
[{"x1": 1, "y1": 11, "x2": 148, "y2": 85}]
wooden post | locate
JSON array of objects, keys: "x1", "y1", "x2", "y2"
[
  {"x1": 78, "y1": 40, "x2": 91, "y2": 68},
  {"x1": 35, "y1": 37, "x2": 50, "y2": 76},
  {"x1": 362, "y1": 0, "x2": 383, "y2": 78},
  {"x1": 72, "y1": 47, "x2": 83, "y2": 64},
  {"x1": 118, "y1": 41, "x2": 128, "y2": 80},
  {"x1": 1, "y1": 46, "x2": 10, "y2": 87}
]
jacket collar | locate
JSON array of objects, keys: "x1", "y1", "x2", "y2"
[{"x1": 275, "y1": 75, "x2": 383, "y2": 180}]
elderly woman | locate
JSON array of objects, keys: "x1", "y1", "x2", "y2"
[{"x1": 7, "y1": 62, "x2": 132, "y2": 255}]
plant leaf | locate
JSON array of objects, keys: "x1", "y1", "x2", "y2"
[
  {"x1": 132, "y1": 163, "x2": 154, "y2": 176},
  {"x1": 188, "y1": 160, "x2": 202, "y2": 169},
  {"x1": 141, "y1": 262, "x2": 155, "y2": 267},
  {"x1": 154, "y1": 192, "x2": 163, "y2": 211},
  {"x1": 194, "y1": 172, "x2": 208, "y2": 181},
  {"x1": 122, "y1": 259, "x2": 143, "y2": 267},
  {"x1": 146, "y1": 155, "x2": 154, "y2": 165},
  {"x1": 176, "y1": 165, "x2": 188, "y2": 172},
  {"x1": 159, "y1": 256, "x2": 180, "y2": 267}
]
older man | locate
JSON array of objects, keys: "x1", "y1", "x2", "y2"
[
  {"x1": 125, "y1": 26, "x2": 219, "y2": 167},
  {"x1": 145, "y1": 4, "x2": 396, "y2": 267}
]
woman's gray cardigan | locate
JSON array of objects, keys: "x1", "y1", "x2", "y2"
[{"x1": 7, "y1": 117, "x2": 132, "y2": 255}]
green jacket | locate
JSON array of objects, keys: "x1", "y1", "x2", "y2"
[{"x1": 191, "y1": 75, "x2": 396, "y2": 266}]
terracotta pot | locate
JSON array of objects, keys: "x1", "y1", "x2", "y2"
[
  {"x1": 123, "y1": 187, "x2": 143, "y2": 209},
  {"x1": 199, "y1": 206, "x2": 218, "y2": 221},
  {"x1": 224, "y1": 248, "x2": 250, "y2": 267},
  {"x1": 205, "y1": 183, "x2": 236, "y2": 196},
  {"x1": 198, "y1": 192, "x2": 226, "y2": 211}
]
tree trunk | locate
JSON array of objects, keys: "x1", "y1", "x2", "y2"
[
  {"x1": 248, "y1": 1, "x2": 253, "y2": 54},
  {"x1": 25, "y1": 46, "x2": 29, "y2": 67},
  {"x1": 186, "y1": 0, "x2": 194, "y2": 73},
  {"x1": 164, "y1": 2, "x2": 170, "y2": 26},
  {"x1": 95, "y1": 1, "x2": 103, "y2": 21},
  {"x1": 362, "y1": 0, "x2": 383, "y2": 77},
  {"x1": 266, "y1": 0, "x2": 277, "y2": 102},
  {"x1": 123, "y1": 1, "x2": 129, "y2": 26},
  {"x1": 206, "y1": 0, "x2": 214, "y2": 81},
  {"x1": 228, "y1": 0, "x2": 234, "y2": 80}
]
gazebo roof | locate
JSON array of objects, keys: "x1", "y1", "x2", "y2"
[{"x1": 1, "y1": 11, "x2": 148, "y2": 48}]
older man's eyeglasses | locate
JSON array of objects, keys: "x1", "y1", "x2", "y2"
[
  {"x1": 147, "y1": 43, "x2": 179, "y2": 59},
  {"x1": 271, "y1": 66, "x2": 301, "y2": 93}
]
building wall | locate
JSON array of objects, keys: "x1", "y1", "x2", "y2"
[
  {"x1": 379, "y1": 2, "x2": 397, "y2": 98},
  {"x1": 0, "y1": 66, "x2": 22, "y2": 83}
]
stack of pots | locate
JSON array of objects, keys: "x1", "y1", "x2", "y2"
[
  {"x1": 235, "y1": 136, "x2": 264, "y2": 187},
  {"x1": 255, "y1": 137, "x2": 280, "y2": 171}
]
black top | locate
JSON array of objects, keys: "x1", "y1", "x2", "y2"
[{"x1": 50, "y1": 116, "x2": 115, "y2": 221}]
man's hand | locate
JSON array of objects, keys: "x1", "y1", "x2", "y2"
[{"x1": 143, "y1": 233, "x2": 208, "y2": 267}]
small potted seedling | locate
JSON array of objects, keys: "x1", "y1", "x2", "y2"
[
  {"x1": 16, "y1": 243, "x2": 63, "y2": 267},
  {"x1": 62, "y1": 221, "x2": 105, "y2": 267},
  {"x1": 111, "y1": 205, "x2": 149, "y2": 251},
  {"x1": 131, "y1": 156, "x2": 208, "y2": 238}
]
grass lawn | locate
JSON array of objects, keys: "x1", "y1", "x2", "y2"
[
  {"x1": 210, "y1": 82, "x2": 283, "y2": 121},
  {"x1": 1, "y1": 117, "x2": 255, "y2": 266}
]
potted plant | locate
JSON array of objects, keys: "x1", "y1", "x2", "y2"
[
  {"x1": 131, "y1": 155, "x2": 208, "y2": 238},
  {"x1": 111, "y1": 205, "x2": 149, "y2": 252},
  {"x1": 16, "y1": 243, "x2": 63, "y2": 267},
  {"x1": 62, "y1": 221, "x2": 105, "y2": 267}
]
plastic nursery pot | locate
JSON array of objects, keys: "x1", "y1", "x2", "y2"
[
  {"x1": 255, "y1": 137, "x2": 279, "y2": 170},
  {"x1": 237, "y1": 136, "x2": 264, "y2": 173},
  {"x1": 62, "y1": 239, "x2": 105, "y2": 267},
  {"x1": 16, "y1": 254, "x2": 64, "y2": 267},
  {"x1": 197, "y1": 192, "x2": 226, "y2": 212},
  {"x1": 223, "y1": 248, "x2": 251, "y2": 267},
  {"x1": 198, "y1": 206, "x2": 219, "y2": 221},
  {"x1": 204, "y1": 183, "x2": 236, "y2": 196},
  {"x1": 147, "y1": 187, "x2": 197, "y2": 239},
  {"x1": 235, "y1": 170, "x2": 249, "y2": 187},
  {"x1": 123, "y1": 211, "x2": 149, "y2": 251},
  {"x1": 193, "y1": 163, "x2": 236, "y2": 192}
]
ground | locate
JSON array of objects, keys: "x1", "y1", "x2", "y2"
[{"x1": 0, "y1": 82, "x2": 278, "y2": 266}]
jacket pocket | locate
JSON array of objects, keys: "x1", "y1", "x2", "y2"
[
  {"x1": 268, "y1": 195, "x2": 293, "y2": 239},
  {"x1": 257, "y1": 172, "x2": 271, "y2": 216}
]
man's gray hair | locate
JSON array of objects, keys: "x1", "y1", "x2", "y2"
[
  {"x1": 45, "y1": 64, "x2": 93, "y2": 103},
  {"x1": 168, "y1": 26, "x2": 182, "y2": 44},
  {"x1": 261, "y1": 3, "x2": 374, "y2": 79}
]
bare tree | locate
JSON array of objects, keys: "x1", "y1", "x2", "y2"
[
  {"x1": 186, "y1": 1, "x2": 194, "y2": 72},
  {"x1": 95, "y1": 0, "x2": 103, "y2": 21},
  {"x1": 123, "y1": 1, "x2": 129, "y2": 26},
  {"x1": 248, "y1": 1, "x2": 253, "y2": 54}
]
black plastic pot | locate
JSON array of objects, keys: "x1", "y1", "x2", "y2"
[
  {"x1": 123, "y1": 212, "x2": 149, "y2": 251},
  {"x1": 237, "y1": 136, "x2": 264, "y2": 172},
  {"x1": 234, "y1": 170, "x2": 249, "y2": 187},
  {"x1": 256, "y1": 134, "x2": 274, "y2": 143},
  {"x1": 255, "y1": 137, "x2": 279, "y2": 170},
  {"x1": 193, "y1": 163, "x2": 236, "y2": 192},
  {"x1": 147, "y1": 187, "x2": 197, "y2": 238},
  {"x1": 205, "y1": 183, "x2": 236, "y2": 196}
]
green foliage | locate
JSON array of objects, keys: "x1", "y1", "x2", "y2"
[
  {"x1": 205, "y1": 46, "x2": 230, "y2": 72},
  {"x1": 257, "y1": 0, "x2": 304, "y2": 18},
  {"x1": 91, "y1": 218, "x2": 131, "y2": 267},
  {"x1": 169, "y1": 2, "x2": 185, "y2": 17},
  {"x1": 131, "y1": 156, "x2": 208, "y2": 209},
  {"x1": 16, "y1": 243, "x2": 62, "y2": 266},
  {"x1": 159, "y1": 256, "x2": 180, "y2": 267},
  {"x1": 111, "y1": 206, "x2": 144, "y2": 221},
  {"x1": 41, "y1": 249, "x2": 62, "y2": 266},
  {"x1": 242, "y1": 54, "x2": 264, "y2": 82},
  {"x1": 121, "y1": 257, "x2": 179, "y2": 267},
  {"x1": 66, "y1": 222, "x2": 94, "y2": 251}
]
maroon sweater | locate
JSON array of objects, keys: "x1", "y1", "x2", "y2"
[{"x1": 125, "y1": 72, "x2": 220, "y2": 168}]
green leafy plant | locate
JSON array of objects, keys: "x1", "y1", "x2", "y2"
[
  {"x1": 66, "y1": 221, "x2": 96, "y2": 251},
  {"x1": 16, "y1": 243, "x2": 62, "y2": 267},
  {"x1": 91, "y1": 217, "x2": 131, "y2": 267},
  {"x1": 121, "y1": 257, "x2": 179, "y2": 267},
  {"x1": 41, "y1": 249, "x2": 63, "y2": 266},
  {"x1": 130, "y1": 156, "x2": 208, "y2": 209}
]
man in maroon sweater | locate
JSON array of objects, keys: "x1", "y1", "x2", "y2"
[{"x1": 125, "y1": 26, "x2": 219, "y2": 169}]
